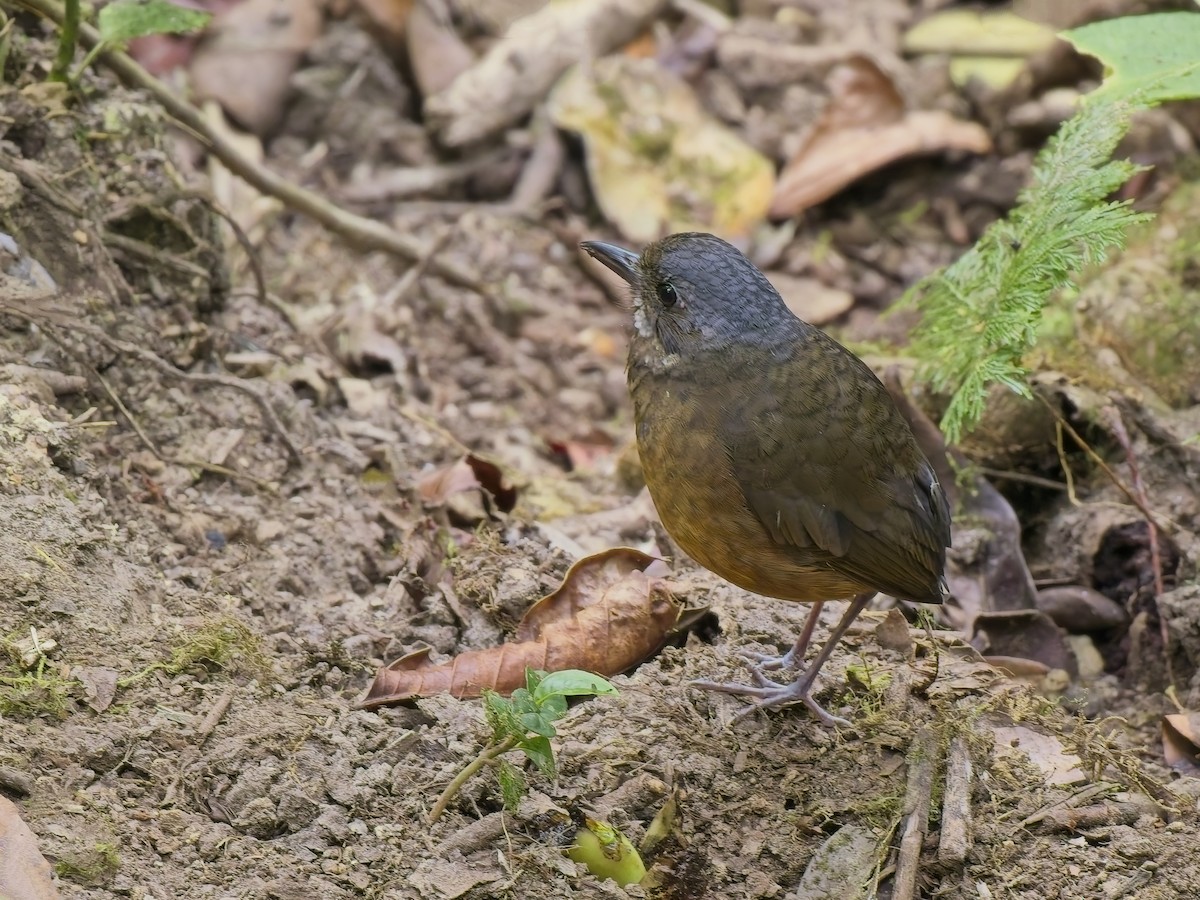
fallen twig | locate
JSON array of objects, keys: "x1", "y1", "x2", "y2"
[
  {"x1": 1039, "y1": 394, "x2": 1173, "y2": 533},
  {"x1": 894, "y1": 725, "x2": 938, "y2": 900},
  {"x1": 163, "y1": 685, "x2": 236, "y2": 806},
  {"x1": 14, "y1": 0, "x2": 484, "y2": 293},
  {"x1": 937, "y1": 734, "x2": 972, "y2": 867}
]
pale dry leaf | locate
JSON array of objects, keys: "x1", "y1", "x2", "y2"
[
  {"x1": 416, "y1": 455, "x2": 518, "y2": 513},
  {"x1": 1162, "y1": 713, "x2": 1200, "y2": 774},
  {"x1": 948, "y1": 57, "x2": 1030, "y2": 91},
  {"x1": 549, "y1": 55, "x2": 775, "y2": 243},
  {"x1": 991, "y1": 725, "x2": 1085, "y2": 786},
  {"x1": 772, "y1": 111, "x2": 992, "y2": 218},
  {"x1": 73, "y1": 665, "x2": 118, "y2": 713},
  {"x1": 190, "y1": 0, "x2": 324, "y2": 135},
  {"x1": 0, "y1": 795, "x2": 60, "y2": 900},
  {"x1": 406, "y1": 0, "x2": 475, "y2": 99},
  {"x1": 903, "y1": 10, "x2": 1057, "y2": 57},
  {"x1": 770, "y1": 272, "x2": 854, "y2": 326},
  {"x1": 771, "y1": 57, "x2": 991, "y2": 219},
  {"x1": 203, "y1": 101, "x2": 282, "y2": 246}
]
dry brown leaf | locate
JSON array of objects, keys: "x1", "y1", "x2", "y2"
[
  {"x1": 1163, "y1": 713, "x2": 1200, "y2": 775},
  {"x1": 190, "y1": 0, "x2": 325, "y2": 135},
  {"x1": 416, "y1": 454, "x2": 518, "y2": 514},
  {"x1": 355, "y1": 548, "x2": 679, "y2": 706},
  {"x1": 73, "y1": 665, "x2": 118, "y2": 713},
  {"x1": 0, "y1": 795, "x2": 60, "y2": 900},
  {"x1": 972, "y1": 610, "x2": 1076, "y2": 678},
  {"x1": 516, "y1": 548, "x2": 658, "y2": 638},
  {"x1": 770, "y1": 273, "x2": 854, "y2": 326},
  {"x1": 770, "y1": 57, "x2": 991, "y2": 219},
  {"x1": 355, "y1": 0, "x2": 415, "y2": 55},
  {"x1": 406, "y1": 0, "x2": 475, "y2": 99},
  {"x1": 547, "y1": 431, "x2": 615, "y2": 472}
]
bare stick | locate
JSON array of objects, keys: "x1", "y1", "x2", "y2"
[
  {"x1": 937, "y1": 734, "x2": 972, "y2": 866},
  {"x1": 893, "y1": 725, "x2": 937, "y2": 900},
  {"x1": 14, "y1": 0, "x2": 483, "y2": 293},
  {"x1": 163, "y1": 685, "x2": 235, "y2": 806}
]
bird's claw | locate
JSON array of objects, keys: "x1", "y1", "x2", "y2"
[
  {"x1": 691, "y1": 666, "x2": 850, "y2": 728},
  {"x1": 737, "y1": 646, "x2": 798, "y2": 672}
]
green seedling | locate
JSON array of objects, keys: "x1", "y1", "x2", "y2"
[
  {"x1": 567, "y1": 815, "x2": 647, "y2": 886},
  {"x1": 429, "y1": 668, "x2": 617, "y2": 822},
  {"x1": 50, "y1": 0, "x2": 212, "y2": 84}
]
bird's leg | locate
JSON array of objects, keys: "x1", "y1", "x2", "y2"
[
  {"x1": 692, "y1": 592, "x2": 876, "y2": 727},
  {"x1": 739, "y1": 601, "x2": 824, "y2": 671}
]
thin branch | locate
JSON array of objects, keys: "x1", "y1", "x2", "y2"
[
  {"x1": 1101, "y1": 406, "x2": 1165, "y2": 597},
  {"x1": 85, "y1": 326, "x2": 303, "y2": 465},
  {"x1": 1039, "y1": 394, "x2": 1170, "y2": 532},
  {"x1": 1, "y1": 305, "x2": 302, "y2": 469},
  {"x1": 14, "y1": 0, "x2": 484, "y2": 294}
]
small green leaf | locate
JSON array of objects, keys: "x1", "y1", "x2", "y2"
[
  {"x1": 496, "y1": 758, "x2": 526, "y2": 812},
  {"x1": 532, "y1": 670, "x2": 618, "y2": 701},
  {"x1": 1062, "y1": 12, "x2": 1200, "y2": 105},
  {"x1": 509, "y1": 687, "x2": 537, "y2": 715},
  {"x1": 98, "y1": 0, "x2": 212, "y2": 46},
  {"x1": 483, "y1": 690, "x2": 519, "y2": 742},
  {"x1": 525, "y1": 669, "x2": 547, "y2": 693},
  {"x1": 519, "y1": 736, "x2": 556, "y2": 778},
  {"x1": 538, "y1": 692, "x2": 567, "y2": 720},
  {"x1": 520, "y1": 711, "x2": 558, "y2": 739}
]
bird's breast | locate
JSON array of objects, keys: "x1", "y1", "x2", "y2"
[{"x1": 629, "y1": 367, "x2": 864, "y2": 602}]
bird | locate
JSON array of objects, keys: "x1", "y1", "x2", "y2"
[{"x1": 581, "y1": 232, "x2": 951, "y2": 726}]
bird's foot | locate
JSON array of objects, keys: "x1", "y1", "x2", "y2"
[
  {"x1": 691, "y1": 666, "x2": 850, "y2": 728},
  {"x1": 737, "y1": 646, "x2": 798, "y2": 672}
]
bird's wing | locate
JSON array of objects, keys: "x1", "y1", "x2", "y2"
[{"x1": 724, "y1": 336, "x2": 950, "y2": 602}]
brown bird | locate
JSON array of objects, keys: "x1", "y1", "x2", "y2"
[{"x1": 582, "y1": 233, "x2": 951, "y2": 725}]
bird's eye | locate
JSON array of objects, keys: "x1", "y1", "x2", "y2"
[{"x1": 657, "y1": 281, "x2": 678, "y2": 308}]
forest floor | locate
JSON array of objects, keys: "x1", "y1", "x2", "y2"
[{"x1": 2, "y1": 1, "x2": 1200, "y2": 899}]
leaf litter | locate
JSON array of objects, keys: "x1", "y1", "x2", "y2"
[{"x1": 3, "y1": 1, "x2": 1200, "y2": 898}]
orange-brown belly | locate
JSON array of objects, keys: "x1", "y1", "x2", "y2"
[{"x1": 634, "y1": 395, "x2": 865, "y2": 603}]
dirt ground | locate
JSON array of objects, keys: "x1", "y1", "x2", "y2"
[{"x1": 3, "y1": 2, "x2": 1200, "y2": 899}]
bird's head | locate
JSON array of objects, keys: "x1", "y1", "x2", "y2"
[{"x1": 582, "y1": 232, "x2": 795, "y2": 358}]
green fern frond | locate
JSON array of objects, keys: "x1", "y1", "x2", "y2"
[{"x1": 908, "y1": 98, "x2": 1153, "y2": 443}]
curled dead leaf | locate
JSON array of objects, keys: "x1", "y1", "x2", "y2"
[
  {"x1": 771, "y1": 56, "x2": 991, "y2": 219},
  {"x1": 547, "y1": 431, "x2": 615, "y2": 472},
  {"x1": 356, "y1": 548, "x2": 680, "y2": 707},
  {"x1": 972, "y1": 610, "x2": 1077, "y2": 678},
  {"x1": 416, "y1": 454, "x2": 518, "y2": 515},
  {"x1": 1163, "y1": 713, "x2": 1200, "y2": 775}
]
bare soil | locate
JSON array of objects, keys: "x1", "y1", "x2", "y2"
[{"x1": 2, "y1": 8, "x2": 1200, "y2": 900}]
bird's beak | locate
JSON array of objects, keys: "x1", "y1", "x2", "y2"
[{"x1": 581, "y1": 240, "x2": 639, "y2": 284}]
